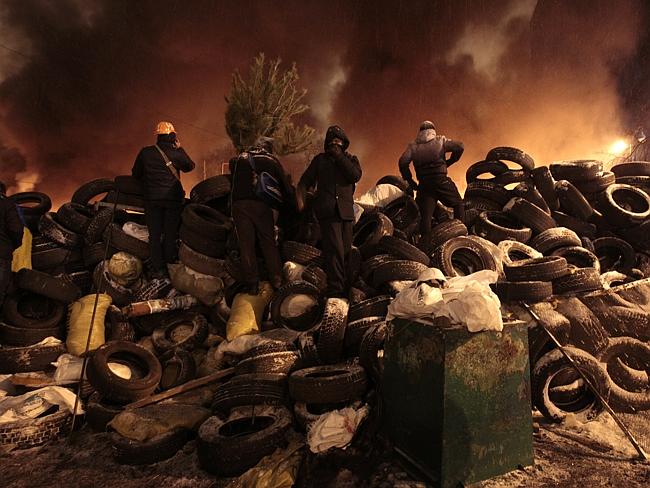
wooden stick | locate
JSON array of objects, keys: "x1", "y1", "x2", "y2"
[{"x1": 125, "y1": 367, "x2": 235, "y2": 410}]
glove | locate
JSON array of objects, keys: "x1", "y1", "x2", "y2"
[{"x1": 407, "y1": 178, "x2": 419, "y2": 192}]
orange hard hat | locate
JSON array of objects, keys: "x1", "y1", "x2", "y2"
[{"x1": 155, "y1": 121, "x2": 176, "y2": 135}]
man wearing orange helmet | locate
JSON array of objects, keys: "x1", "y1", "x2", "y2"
[{"x1": 132, "y1": 122, "x2": 195, "y2": 278}]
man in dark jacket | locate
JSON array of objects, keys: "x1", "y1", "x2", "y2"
[
  {"x1": 229, "y1": 137, "x2": 294, "y2": 293},
  {"x1": 298, "y1": 126, "x2": 362, "y2": 298},
  {"x1": 0, "y1": 181, "x2": 24, "y2": 307},
  {"x1": 398, "y1": 121, "x2": 464, "y2": 244},
  {"x1": 132, "y1": 121, "x2": 195, "y2": 278}
]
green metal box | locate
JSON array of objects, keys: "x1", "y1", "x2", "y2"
[{"x1": 382, "y1": 319, "x2": 533, "y2": 487}]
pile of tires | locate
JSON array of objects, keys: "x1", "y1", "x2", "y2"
[
  {"x1": 460, "y1": 151, "x2": 650, "y2": 423},
  {"x1": 3, "y1": 151, "x2": 650, "y2": 464},
  {"x1": 461, "y1": 150, "x2": 650, "y2": 303}
]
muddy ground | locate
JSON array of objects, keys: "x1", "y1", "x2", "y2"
[{"x1": 1, "y1": 416, "x2": 649, "y2": 488}]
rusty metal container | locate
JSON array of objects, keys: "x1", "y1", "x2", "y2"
[{"x1": 381, "y1": 319, "x2": 533, "y2": 486}]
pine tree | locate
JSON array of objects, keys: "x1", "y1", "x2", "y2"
[{"x1": 225, "y1": 53, "x2": 315, "y2": 155}]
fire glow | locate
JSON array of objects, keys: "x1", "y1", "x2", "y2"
[{"x1": 610, "y1": 139, "x2": 630, "y2": 156}]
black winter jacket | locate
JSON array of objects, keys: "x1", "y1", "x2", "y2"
[
  {"x1": 132, "y1": 134, "x2": 195, "y2": 202},
  {"x1": 228, "y1": 149, "x2": 294, "y2": 207},
  {"x1": 298, "y1": 126, "x2": 362, "y2": 221},
  {"x1": 0, "y1": 195, "x2": 24, "y2": 260}
]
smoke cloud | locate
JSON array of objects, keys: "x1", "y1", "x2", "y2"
[{"x1": 0, "y1": 0, "x2": 647, "y2": 206}]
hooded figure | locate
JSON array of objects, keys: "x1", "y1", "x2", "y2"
[
  {"x1": 398, "y1": 121, "x2": 464, "y2": 244},
  {"x1": 132, "y1": 121, "x2": 195, "y2": 278},
  {"x1": 0, "y1": 181, "x2": 24, "y2": 308},
  {"x1": 229, "y1": 136, "x2": 294, "y2": 293},
  {"x1": 298, "y1": 125, "x2": 362, "y2": 298}
]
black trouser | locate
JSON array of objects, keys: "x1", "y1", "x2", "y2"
[
  {"x1": 0, "y1": 258, "x2": 11, "y2": 309},
  {"x1": 417, "y1": 175, "x2": 464, "y2": 237},
  {"x1": 144, "y1": 200, "x2": 183, "y2": 273},
  {"x1": 232, "y1": 199, "x2": 283, "y2": 288},
  {"x1": 319, "y1": 219, "x2": 353, "y2": 298}
]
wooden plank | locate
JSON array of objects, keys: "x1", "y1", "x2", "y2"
[{"x1": 124, "y1": 367, "x2": 234, "y2": 410}]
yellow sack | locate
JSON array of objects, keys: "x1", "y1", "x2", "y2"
[
  {"x1": 66, "y1": 293, "x2": 112, "y2": 356},
  {"x1": 230, "y1": 437, "x2": 304, "y2": 488},
  {"x1": 226, "y1": 282, "x2": 274, "y2": 341},
  {"x1": 11, "y1": 227, "x2": 32, "y2": 272}
]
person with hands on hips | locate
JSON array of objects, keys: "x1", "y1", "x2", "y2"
[
  {"x1": 398, "y1": 120, "x2": 464, "y2": 246},
  {"x1": 298, "y1": 125, "x2": 362, "y2": 299}
]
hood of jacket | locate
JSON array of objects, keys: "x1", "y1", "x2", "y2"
[
  {"x1": 324, "y1": 125, "x2": 350, "y2": 151},
  {"x1": 415, "y1": 128, "x2": 437, "y2": 144}
]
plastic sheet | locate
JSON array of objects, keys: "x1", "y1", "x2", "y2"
[
  {"x1": 108, "y1": 403, "x2": 211, "y2": 441},
  {"x1": 387, "y1": 268, "x2": 502, "y2": 332},
  {"x1": 0, "y1": 386, "x2": 83, "y2": 424},
  {"x1": 122, "y1": 221, "x2": 149, "y2": 242},
  {"x1": 229, "y1": 435, "x2": 304, "y2": 488},
  {"x1": 307, "y1": 405, "x2": 369, "y2": 453},
  {"x1": 355, "y1": 184, "x2": 404, "y2": 208}
]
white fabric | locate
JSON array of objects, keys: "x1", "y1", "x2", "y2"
[
  {"x1": 355, "y1": 184, "x2": 404, "y2": 208},
  {"x1": 283, "y1": 261, "x2": 306, "y2": 282},
  {"x1": 122, "y1": 222, "x2": 149, "y2": 242},
  {"x1": 387, "y1": 268, "x2": 503, "y2": 332},
  {"x1": 280, "y1": 294, "x2": 318, "y2": 318},
  {"x1": 353, "y1": 203, "x2": 364, "y2": 224},
  {"x1": 0, "y1": 386, "x2": 83, "y2": 424},
  {"x1": 52, "y1": 354, "x2": 84, "y2": 384},
  {"x1": 307, "y1": 405, "x2": 369, "y2": 453}
]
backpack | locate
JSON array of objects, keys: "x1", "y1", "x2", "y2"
[{"x1": 244, "y1": 152, "x2": 284, "y2": 209}]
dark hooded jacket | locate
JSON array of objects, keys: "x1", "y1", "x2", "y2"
[
  {"x1": 398, "y1": 128, "x2": 464, "y2": 182},
  {"x1": 229, "y1": 148, "x2": 294, "y2": 206},
  {"x1": 132, "y1": 134, "x2": 195, "y2": 202},
  {"x1": 298, "y1": 126, "x2": 362, "y2": 221},
  {"x1": 0, "y1": 194, "x2": 24, "y2": 260}
]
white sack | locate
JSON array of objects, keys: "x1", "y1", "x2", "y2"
[
  {"x1": 0, "y1": 386, "x2": 83, "y2": 424},
  {"x1": 307, "y1": 405, "x2": 370, "y2": 453},
  {"x1": 387, "y1": 268, "x2": 503, "y2": 332},
  {"x1": 355, "y1": 184, "x2": 404, "y2": 208},
  {"x1": 122, "y1": 221, "x2": 149, "y2": 242}
]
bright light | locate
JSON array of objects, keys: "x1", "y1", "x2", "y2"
[{"x1": 610, "y1": 139, "x2": 629, "y2": 155}]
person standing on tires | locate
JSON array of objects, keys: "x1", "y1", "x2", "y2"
[
  {"x1": 0, "y1": 181, "x2": 24, "y2": 307},
  {"x1": 297, "y1": 126, "x2": 362, "y2": 299},
  {"x1": 229, "y1": 137, "x2": 294, "y2": 294},
  {"x1": 132, "y1": 121, "x2": 195, "y2": 278},
  {"x1": 398, "y1": 121, "x2": 465, "y2": 241}
]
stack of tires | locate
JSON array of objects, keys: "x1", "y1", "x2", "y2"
[
  {"x1": 179, "y1": 204, "x2": 232, "y2": 270},
  {"x1": 0, "y1": 176, "x2": 154, "y2": 373},
  {"x1": 460, "y1": 151, "x2": 650, "y2": 424},
  {"x1": 82, "y1": 340, "x2": 200, "y2": 465},
  {"x1": 0, "y1": 269, "x2": 79, "y2": 373},
  {"x1": 3, "y1": 151, "x2": 650, "y2": 461},
  {"x1": 197, "y1": 297, "x2": 374, "y2": 477},
  {"x1": 460, "y1": 148, "x2": 650, "y2": 303}
]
